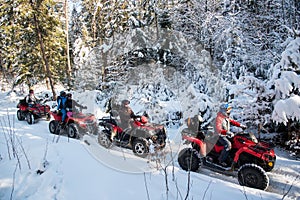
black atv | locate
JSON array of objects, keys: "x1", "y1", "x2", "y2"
[{"x1": 97, "y1": 113, "x2": 167, "y2": 158}]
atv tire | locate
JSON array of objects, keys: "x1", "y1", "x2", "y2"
[
  {"x1": 49, "y1": 120, "x2": 58, "y2": 134},
  {"x1": 17, "y1": 110, "x2": 25, "y2": 121},
  {"x1": 238, "y1": 164, "x2": 269, "y2": 190},
  {"x1": 97, "y1": 130, "x2": 112, "y2": 148},
  {"x1": 46, "y1": 113, "x2": 51, "y2": 121},
  {"x1": 26, "y1": 112, "x2": 34, "y2": 125},
  {"x1": 178, "y1": 148, "x2": 201, "y2": 172},
  {"x1": 132, "y1": 138, "x2": 149, "y2": 158},
  {"x1": 68, "y1": 123, "x2": 79, "y2": 138},
  {"x1": 92, "y1": 126, "x2": 99, "y2": 135}
]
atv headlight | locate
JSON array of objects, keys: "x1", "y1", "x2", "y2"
[
  {"x1": 268, "y1": 162, "x2": 273, "y2": 167},
  {"x1": 151, "y1": 135, "x2": 158, "y2": 142}
]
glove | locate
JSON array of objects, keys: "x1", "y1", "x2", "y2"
[
  {"x1": 240, "y1": 124, "x2": 247, "y2": 130},
  {"x1": 226, "y1": 131, "x2": 234, "y2": 138}
]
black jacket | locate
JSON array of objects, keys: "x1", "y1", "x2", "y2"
[{"x1": 66, "y1": 99, "x2": 84, "y2": 111}]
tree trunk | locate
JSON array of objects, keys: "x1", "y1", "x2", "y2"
[
  {"x1": 30, "y1": 1, "x2": 56, "y2": 100},
  {"x1": 258, "y1": 123, "x2": 261, "y2": 140},
  {"x1": 287, "y1": 120, "x2": 292, "y2": 141},
  {"x1": 65, "y1": 0, "x2": 72, "y2": 89},
  {"x1": 281, "y1": 0, "x2": 286, "y2": 23}
]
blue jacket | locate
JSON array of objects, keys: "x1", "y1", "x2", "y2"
[{"x1": 57, "y1": 96, "x2": 67, "y2": 110}]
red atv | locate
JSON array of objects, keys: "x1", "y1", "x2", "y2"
[
  {"x1": 17, "y1": 99, "x2": 51, "y2": 124},
  {"x1": 177, "y1": 117, "x2": 276, "y2": 190},
  {"x1": 97, "y1": 112, "x2": 167, "y2": 158},
  {"x1": 48, "y1": 109, "x2": 98, "y2": 138}
]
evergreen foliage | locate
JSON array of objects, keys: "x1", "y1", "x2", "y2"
[
  {"x1": 0, "y1": 0, "x2": 66, "y2": 88},
  {"x1": 0, "y1": 0, "x2": 300, "y2": 138}
]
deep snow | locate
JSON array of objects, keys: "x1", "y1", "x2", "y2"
[{"x1": 0, "y1": 89, "x2": 299, "y2": 200}]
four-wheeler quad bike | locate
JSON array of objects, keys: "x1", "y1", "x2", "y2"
[
  {"x1": 17, "y1": 99, "x2": 51, "y2": 125},
  {"x1": 97, "y1": 112, "x2": 167, "y2": 158},
  {"x1": 177, "y1": 117, "x2": 276, "y2": 190},
  {"x1": 48, "y1": 109, "x2": 98, "y2": 139}
]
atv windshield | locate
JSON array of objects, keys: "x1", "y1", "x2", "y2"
[{"x1": 248, "y1": 132, "x2": 258, "y2": 143}]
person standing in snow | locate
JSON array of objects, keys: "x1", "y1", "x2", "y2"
[{"x1": 215, "y1": 103, "x2": 246, "y2": 167}]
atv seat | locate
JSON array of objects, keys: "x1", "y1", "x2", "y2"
[
  {"x1": 216, "y1": 139, "x2": 223, "y2": 146},
  {"x1": 182, "y1": 128, "x2": 194, "y2": 136}
]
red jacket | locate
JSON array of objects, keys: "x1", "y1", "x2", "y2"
[{"x1": 215, "y1": 112, "x2": 241, "y2": 135}]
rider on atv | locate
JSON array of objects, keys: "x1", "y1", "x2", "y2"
[
  {"x1": 66, "y1": 93, "x2": 87, "y2": 118},
  {"x1": 57, "y1": 91, "x2": 67, "y2": 125},
  {"x1": 215, "y1": 103, "x2": 247, "y2": 166},
  {"x1": 25, "y1": 88, "x2": 38, "y2": 107},
  {"x1": 110, "y1": 99, "x2": 137, "y2": 141}
]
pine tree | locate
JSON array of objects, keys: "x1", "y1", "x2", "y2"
[
  {"x1": 268, "y1": 37, "x2": 300, "y2": 131},
  {"x1": 0, "y1": 0, "x2": 67, "y2": 95}
]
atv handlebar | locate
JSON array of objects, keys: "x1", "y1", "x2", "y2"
[{"x1": 79, "y1": 106, "x2": 87, "y2": 112}]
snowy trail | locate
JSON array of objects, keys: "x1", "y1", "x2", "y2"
[
  {"x1": 267, "y1": 151, "x2": 300, "y2": 199},
  {"x1": 82, "y1": 135, "x2": 158, "y2": 173},
  {"x1": 181, "y1": 149, "x2": 300, "y2": 199},
  {"x1": 0, "y1": 95, "x2": 298, "y2": 200},
  {"x1": 82, "y1": 132, "x2": 300, "y2": 199}
]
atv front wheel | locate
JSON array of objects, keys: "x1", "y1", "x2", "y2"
[
  {"x1": 92, "y1": 126, "x2": 99, "y2": 135},
  {"x1": 178, "y1": 148, "x2": 201, "y2": 172},
  {"x1": 26, "y1": 112, "x2": 34, "y2": 125},
  {"x1": 49, "y1": 120, "x2": 58, "y2": 134},
  {"x1": 132, "y1": 138, "x2": 149, "y2": 158},
  {"x1": 17, "y1": 110, "x2": 25, "y2": 121},
  {"x1": 68, "y1": 123, "x2": 79, "y2": 138},
  {"x1": 97, "y1": 130, "x2": 112, "y2": 148},
  {"x1": 238, "y1": 164, "x2": 269, "y2": 190}
]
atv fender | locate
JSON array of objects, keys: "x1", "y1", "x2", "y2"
[
  {"x1": 131, "y1": 129, "x2": 152, "y2": 139},
  {"x1": 183, "y1": 135, "x2": 206, "y2": 156},
  {"x1": 233, "y1": 146, "x2": 262, "y2": 163}
]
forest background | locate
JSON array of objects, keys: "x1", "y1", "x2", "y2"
[{"x1": 0, "y1": 0, "x2": 300, "y2": 149}]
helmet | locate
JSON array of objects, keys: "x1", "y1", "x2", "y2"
[
  {"x1": 67, "y1": 93, "x2": 72, "y2": 98},
  {"x1": 140, "y1": 116, "x2": 148, "y2": 124},
  {"x1": 29, "y1": 89, "x2": 34, "y2": 94},
  {"x1": 121, "y1": 100, "x2": 130, "y2": 106},
  {"x1": 60, "y1": 91, "x2": 66, "y2": 97},
  {"x1": 220, "y1": 103, "x2": 232, "y2": 115}
]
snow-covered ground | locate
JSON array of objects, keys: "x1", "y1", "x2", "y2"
[{"x1": 0, "y1": 90, "x2": 299, "y2": 200}]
